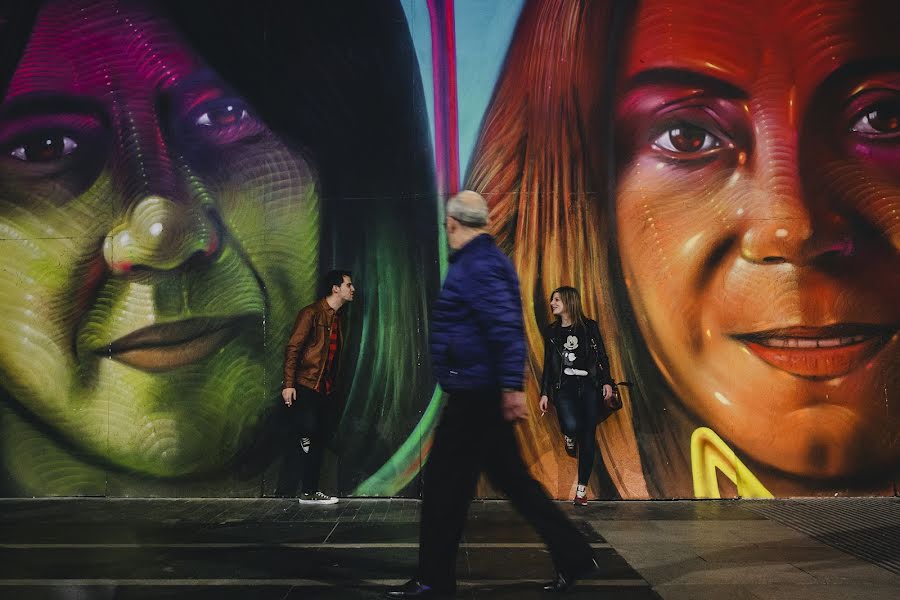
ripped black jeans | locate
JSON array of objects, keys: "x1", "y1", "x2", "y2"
[{"x1": 554, "y1": 376, "x2": 598, "y2": 485}]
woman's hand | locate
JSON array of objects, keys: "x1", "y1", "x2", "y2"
[
  {"x1": 539, "y1": 395, "x2": 549, "y2": 413},
  {"x1": 602, "y1": 384, "x2": 613, "y2": 400}
]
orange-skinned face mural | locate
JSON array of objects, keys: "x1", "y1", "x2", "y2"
[{"x1": 469, "y1": 0, "x2": 899, "y2": 498}]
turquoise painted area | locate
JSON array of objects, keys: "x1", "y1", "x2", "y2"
[
  {"x1": 400, "y1": 0, "x2": 524, "y2": 184},
  {"x1": 454, "y1": 0, "x2": 524, "y2": 178}
]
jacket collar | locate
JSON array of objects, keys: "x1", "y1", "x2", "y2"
[
  {"x1": 549, "y1": 319, "x2": 590, "y2": 335},
  {"x1": 317, "y1": 297, "x2": 338, "y2": 314},
  {"x1": 449, "y1": 232, "x2": 493, "y2": 263}
]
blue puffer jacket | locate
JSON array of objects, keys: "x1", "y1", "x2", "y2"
[{"x1": 430, "y1": 233, "x2": 526, "y2": 392}]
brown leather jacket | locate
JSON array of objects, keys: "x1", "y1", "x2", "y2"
[{"x1": 283, "y1": 299, "x2": 343, "y2": 391}]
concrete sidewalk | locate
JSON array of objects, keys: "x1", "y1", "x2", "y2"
[{"x1": 0, "y1": 497, "x2": 896, "y2": 598}]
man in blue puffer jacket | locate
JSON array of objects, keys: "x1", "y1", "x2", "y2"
[
  {"x1": 388, "y1": 191, "x2": 595, "y2": 599},
  {"x1": 429, "y1": 204, "x2": 526, "y2": 398}
]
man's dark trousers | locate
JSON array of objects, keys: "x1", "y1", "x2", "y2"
[
  {"x1": 275, "y1": 386, "x2": 338, "y2": 496},
  {"x1": 418, "y1": 387, "x2": 594, "y2": 590}
]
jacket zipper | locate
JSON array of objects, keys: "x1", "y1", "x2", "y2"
[
  {"x1": 312, "y1": 318, "x2": 332, "y2": 391},
  {"x1": 549, "y1": 336, "x2": 564, "y2": 393}
]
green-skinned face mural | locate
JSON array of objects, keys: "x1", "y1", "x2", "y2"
[
  {"x1": 0, "y1": 0, "x2": 318, "y2": 491},
  {"x1": 0, "y1": 0, "x2": 439, "y2": 496}
]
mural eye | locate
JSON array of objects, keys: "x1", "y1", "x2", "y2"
[
  {"x1": 195, "y1": 104, "x2": 250, "y2": 129},
  {"x1": 851, "y1": 100, "x2": 900, "y2": 136},
  {"x1": 653, "y1": 124, "x2": 720, "y2": 154},
  {"x1": 9, "y1": 134, "x2": 78, "y2": 162},
  {"x1": 184, "y1": 99, "x2": 265, "y2": 147}
]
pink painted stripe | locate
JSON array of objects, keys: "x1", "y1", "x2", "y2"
[{"x1": 427, "y1": 0, "x2": 460, "y2": 196}]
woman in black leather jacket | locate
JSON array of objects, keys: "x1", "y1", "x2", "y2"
[{"x1": 539, "y1": 286, "x2": 615, "y2": 505}]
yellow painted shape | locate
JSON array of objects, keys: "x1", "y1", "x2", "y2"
[{"x1": 691, "y1": 427, "x2": 773, "y2": 498}]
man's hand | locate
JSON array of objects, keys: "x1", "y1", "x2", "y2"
[
  {"x1": 602, "y1": 384, "x2": 613, "y2": 401},
  {"x1": 501, "y1": 390, "x2": 528, "y2": 421},
  {"x1": 538, "y1": 395, "x2": 549, "y2": 413},
  {"x1": 282, "y1": 387, "x2": 297, "y2": 407}
]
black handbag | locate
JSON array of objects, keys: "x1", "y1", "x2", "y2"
[
  {"x1": 588, "y1": 334, "x2": 622, "y2": 413},
  {"x1": 604, "y1": 384, "x2": 623, "y2": 412}
]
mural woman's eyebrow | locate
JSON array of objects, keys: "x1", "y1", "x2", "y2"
[
  {"x1": 0, "y1": 92, "x2": 107, "y2": 123},
  {"x1": 626, "y1": 67, "x2": 748, "y2": 99},
  {"x1": 814, "y1": 58, "x2": 900, "y2": 105}
]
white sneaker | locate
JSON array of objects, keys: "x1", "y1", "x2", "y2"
[
  {"x1": 299, "y1": 491, "x2": 338, "y2": 505},
  {"x1": 574, "y1": 484, "x2": 587, "y2": 507}
]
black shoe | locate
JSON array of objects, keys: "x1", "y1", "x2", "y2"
[
  {"x1": 385, "y1": 579, "x2": 452, "y2": 598},
  {"x1": 542, "y1": 571, "x2": 574, "y2": 593},
  {"x1": 542, "y1": 558, "x2": 599, "y2": 592}
]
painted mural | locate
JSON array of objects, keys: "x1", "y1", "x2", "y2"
[
  {"x1": 0, "y1": 0, "x2": 438, "y2": 497},
  {"x1": 468, "y1": 0, "x2": 899, "y2": 499},
  {"x1": 0, "y1": 0, "x2": 896, "y2": 499}
]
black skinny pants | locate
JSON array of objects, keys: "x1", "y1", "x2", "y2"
[
  {"x1": 275, "y1": 386, "x2": 338, "y2": 495},
  {"x1": 418, "y1": 387, "x2": 594, "y2": 591},
  {"x1": 554, "y1": 377, "x2": 599, "y2": 485}
]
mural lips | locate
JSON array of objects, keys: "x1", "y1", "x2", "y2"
[
  {"x1": 103, "y1": 315, "x2": 257, "y2": 371},
  {"x1": 732, "y1": 323, "x2": 896, "y2": 379}
]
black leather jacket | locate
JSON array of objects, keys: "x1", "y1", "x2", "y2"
[{"x1": 540, "y1": 319, "x2": 614, "y2": 402}]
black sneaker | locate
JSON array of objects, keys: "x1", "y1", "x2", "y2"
[
  {"x1": 385, "y1": 579, "x2": 453, "y2": 598},
  {"x1": 299, "y1": 491, "x2": 338, "y2": 505}
]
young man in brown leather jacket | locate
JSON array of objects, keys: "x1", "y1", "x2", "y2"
[{"x1": 277, "y1": 270, "x2": 355, "y2": 504}]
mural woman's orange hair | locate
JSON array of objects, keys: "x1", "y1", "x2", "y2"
[{"x1": 467, "y1": 0, "x2": 649, "y2": 498}]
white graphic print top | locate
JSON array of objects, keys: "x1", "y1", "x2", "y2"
[{"x1": 560, "y1": 325, "x2": 588, "y2": 376}]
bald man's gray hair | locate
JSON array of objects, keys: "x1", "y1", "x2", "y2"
[{"x1": 446, "y1": 190, "x2": 489, "y2": 228}]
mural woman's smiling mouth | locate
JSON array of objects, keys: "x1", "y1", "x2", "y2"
[
  {"x1": 732, "y1": 324, "x2": 897, "y2": 380},
  {"x1": 102, "y1": 316, "x2": 255, "y2": 371}
]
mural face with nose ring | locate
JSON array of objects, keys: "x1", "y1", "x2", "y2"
[{"x1": 0, "y1": 0, "x2": 319, "y2": 490}]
